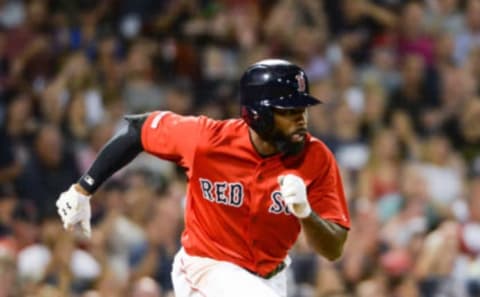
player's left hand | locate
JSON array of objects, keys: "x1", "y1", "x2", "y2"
[
  {"x1": 278, "y1": 174, "x2": 312, "y2": 219},
  {"x1": 56, "y1": 184, "x2": 92, "y2": 237}
]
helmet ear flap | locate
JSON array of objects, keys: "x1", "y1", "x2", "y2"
[{"x1": 241, "y1": 104, "x2": 274, "y2": 137}]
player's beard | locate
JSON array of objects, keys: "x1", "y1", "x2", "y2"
[{"x1": 269, "y1": 128, "x2": 306, "y2": 156}]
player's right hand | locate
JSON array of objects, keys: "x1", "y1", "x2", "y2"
[
  {"x1": 278, "y1": 174, "x2": 312, "y2": 219},
  {"x1": 56, "y1": 184, "x2": 92, "y2": 238}
]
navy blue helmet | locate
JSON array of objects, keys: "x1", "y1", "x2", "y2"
[{"x1": 240, "y1": 59, "x2": 321, "y2": 137}]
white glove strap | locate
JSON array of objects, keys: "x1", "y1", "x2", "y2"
[{"x1": 288, "y1": 200, "x2": 312, "y2": 219}]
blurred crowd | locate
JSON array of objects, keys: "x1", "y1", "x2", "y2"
[{"x1": 1, "y1": 0, "x2": 480, "y2": 296}]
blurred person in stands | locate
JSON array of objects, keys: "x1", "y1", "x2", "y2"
[
  {"x1": 4, "y1": 0, "x2": 49, "y2": 63},
  {"x1": 42, "y1": 52, "x2": 104, "y2": 130},
  {"x1": 0, "y1": 29, "x2": 9, "y2": 87},
  {"x1": 89, "y1": 268, "x2": 126, "y2": 297},
  {"x1": 359, "y1": 46, "x2": 401, "y2": 94},
  {"x1": 9, "y1": 202, "x2": 40, "y2": 253},
  {"x1": 331, "y1": 57, "x2": 364, "y2": 115},
  {"x1": 328, "y1": 99, "x2": 368, "y2": 174},
  {"x1": 454, "y1": 176, "x2": 480, "y2": 297},
  {"x1": 67, "y1": 2, "x2": 110, "y2": 58},
  {"x1": 443, "y1": 97, "x2": 480, "y2": 175},
  {"x1": 354, "y1": 276, "x2": 387, "y2": 297},
  {"x1": 357, "y1": 129, "x2": 401, "y2": 209},
  {"x1": 376, "y1": 165, "x2": 432, "y2": 291},
  {"x1": 307, "y1": 80, "x2": 334, "y2": 140},
  {"x1": 65, "y1": 89, "x2": 94, "y2": 141},
  {"x1": 424, "y1": 0, "x2": 464, "y2": 35},
  {"x1": 0, "y1": 91, "x2": 35, "y2": 185},
  {"x1": 6, "y1": 202, "x2": 45, "y2": 295},
  {"x1": 122, "y1": 40, "x2": 165, "y2": 114},
  {"x1": 315, "y1": 258, "x2": 351, "y2": 297},
  {"x1": 416, "y1": 133, "x2": 466, "y2": 220},
  {"x1": 396, "y1": 2, "x2": 435, "y2": 66},
  {"x1": 291, "y1": 25, "x2": 331, "y2": 82},
  {"x1": 91, "y1": 169, "x2": 166, "y2": 285},
  {"x1": 358, "y1": 84, "x2": 388, "y2": 141},
  {"x1": 465, "y1": 46, "x2": 480, "y2": 90},
  {"x1": 131, "y1": 276, "x2": 162, "y2": 297},
  {"x1": 380, "y1": 164, "x2": 430, "y2": 249},
  {"x1": 387, "y1": 53, "x2": 439, "y2": 135},
  {"x1": 15, "y1": 123, "x2": 80, "y2": 219},
  {"x1": 164, "y1": 83, "x2": 193, "y2": 116},
  {"x1": 414, "y1": 221, "x2": 464, "y2": 297},
  {"x1": 0, "y1": 200, "x2": 37, "y2": 296},
  {"x1": 0, "y1": 248, "x2": 17, "y2": 297},
  {"x1": 95, "y1": 35, "x2": 125, "y2": 111},
  {"x1": 10, "y1": 33, "x2": 55, "y2": 96},
  {"x1": 264, "y1": 0, "x2": 327, "y2": 58},
  {"x1": 288, "y1": 230, "x2": 318, "y2": 297},
  {"x1": 40, "y1": 224, "x2": 101, "y2": 296},
  {"x1": 325, "y1": 0, "x2": 397, "y2": 65},
  {"x1": 341, "y1": 200, "x2": 382, "y2": 289},
  {"x1": 426, "y1": 66, "x2": 477, "y2": 134},
  {"x1": 389, "y1": 111, "x2": 422, "y2": 160},
  {"x1": 129, "y1": 190, "x2": 183, "y2": 295},
  {"x1": 454, "y1": 0, "x2": 480, "y2": 65},
  {"x1": 0, "y1": 186, "x2": 16, "y2": 237},
  {"x1": 433, "y1": 30, "x2": 457, "y2": 70},
  {"x1": 420, "y1": 31, "x2": 456, "y2": 126}
]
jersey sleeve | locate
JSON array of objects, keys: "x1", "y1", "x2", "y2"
[
  {"x1": 308, "y1": 150, "x2": 351, "y2": 229},
  {"x1": 141, "y1": 111, "x2": 202, "y2": 170}
]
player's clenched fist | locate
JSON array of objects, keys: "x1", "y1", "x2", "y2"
[
  {"x1": 56, "y1": 185, "x2": 92, "y2": 237},
  {"x1": 278, "y1": 174, "x2": 312, "y2": 219}
]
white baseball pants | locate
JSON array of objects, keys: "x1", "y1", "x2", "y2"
[{"x1": 171, "y1": 248, "x2": 288, "y2": 297}]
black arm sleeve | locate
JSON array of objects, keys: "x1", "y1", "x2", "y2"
[{"x1": 77, "y1": 113, "x2": 150, "y2": 194}]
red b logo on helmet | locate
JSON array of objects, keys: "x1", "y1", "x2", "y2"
[{"x1": 295, "y1": 73, "x2": 306, "y2": 92}]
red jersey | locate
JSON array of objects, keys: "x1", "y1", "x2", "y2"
[{"x1": 141, "y1": 111, "x2": 350, "y2": 276}]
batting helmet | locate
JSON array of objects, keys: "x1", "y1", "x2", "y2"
[{"x1": 240, "y1": 59, "x2": 321, "y2": 137}]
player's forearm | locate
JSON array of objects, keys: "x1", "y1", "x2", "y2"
[
  {"x1": 77, "y1": 115, "x2": 147, "y2": 195},
  {"x1": 300, "y1": 212, "x2": 348, "y2": 261}
]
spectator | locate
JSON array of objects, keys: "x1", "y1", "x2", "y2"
[
  {"x1": 396, "y1": 2, "x2": 435, "y2": 66},
  {"x1": 129, "y1": 192, "x2": 183, "y2": 295},
  {"x1": 424, "y1": 0, "x2": 464, "y2": 35},
  {"x1": 15, "y1": 124, "x2": 80, "y2": 219},
  {"x1": 387, "y1": 53, "x2": 439, "y2": 135},
  {"x1": 416, "y1": 133, "x2": 465, "y2": 217},
  {"x1": 326, "y1": 0, "x2": 397, "y2": 65},
  {"x1": 122, "y1": 40, "x2": 165, "y2": 114},
  {"x1": 131, "y1": 276, "x2": 162, "y2": 297},
  {"x1": 454, "y1": 0, "x2": 480, "y2": 65},
  {"x1": 357, "y1": 128, "x2": 401, "y2": 206}
]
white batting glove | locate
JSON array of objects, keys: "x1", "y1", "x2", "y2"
[
  {"x1": 56, "y1": 184, "x2": 92, "y2": 237},
  {"x1": 278, "y1": 174, "x2": 312, "y2": 219}
]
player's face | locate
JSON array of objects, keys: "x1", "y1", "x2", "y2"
[{"x1": 271, "y1": 107, "x2": 308, "y2": 155}]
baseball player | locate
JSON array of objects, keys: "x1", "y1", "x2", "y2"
[{"x1": 56, "y1": 59, "x2": 350, "y2": 297}]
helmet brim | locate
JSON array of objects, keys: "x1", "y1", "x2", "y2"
[{"x1": 261, "y1": 93, "x2": 322, "y2": 109}]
